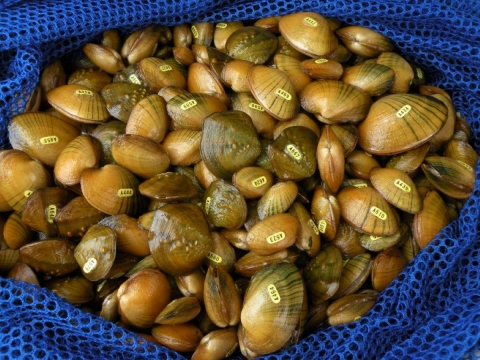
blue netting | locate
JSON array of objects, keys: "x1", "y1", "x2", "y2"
[{"x1": 0, "y1": 0, "x2": 480, "y2": 359}]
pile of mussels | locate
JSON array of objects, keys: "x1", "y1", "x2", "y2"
[{"x1": 0, "y1": 11, "x2": 478, "y2": 359}]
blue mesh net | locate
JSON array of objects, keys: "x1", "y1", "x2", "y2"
[{"x1": 0, "y1": 0, "x2": 480, "y2": 359}]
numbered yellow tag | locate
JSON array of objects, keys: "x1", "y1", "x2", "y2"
[
  {"x1": 370, "y1": 235, "x2": 382, "y2": 240},
  {"x1": 394, "y1": 179, "x2": 411, "y2": 193},
  {"x1": 267, "y1": 231, "x2": 285, "y2": 244},
  {"x1": 205, "y1": 197, "x2": 211, "y2": 214},
  {"x1": 315, "y1": 58, "x2": 328, "y2": 64},
  {"x1": 458, "y1": 161, "x2": 473, "y2": 171},
  {"x1": 251, "y1": 176, "x2": 267, "y2": 188},
  {"x1": 75, "y1": 89, "x2": 93, "y2": 96},
  {"x1": 117, "y1": 188, "x2": 134, "y2": 197},
  {"x1": 370, "y1": 206, "x2": 387, "y2": 220},
  {"x1": 129, "y1": 74, "x2": 141, "y2": 84},
  {"x1": 47, "y1": 205, "x2": 57, "y2": 224},
  {"x1": 303, "y1": 17, "x2": 318, "y2": 27},
  {"x1": 191, "y1": 25, "x2": 199, "y2": 38},
  {"x1": 275, "y1": 88, "x2": 292, "y2": 100},
  {"x1": 248, "y1": 102, "x2": 265, "y2": 111},
  {"x1": 24, "y1": 190, "x2": 33, "y2": 198},
  {"x1": 353, "y1": 183, "x2": 368, "y2": 188},
  {"x1": 308, "y1": 219, "x2": 319, "y2": 235},
  {"x1": 396, "y1": 104, "x2": 412, "y2": 118},
  {"x1": 216, "y1": 23, "x2": 228, "y2": 28},
  {"x1": 318, "y1": 220, "x2": 327, "y2": 234},
  {"x1": 159, "y1": 64, "x2": 172, "y2": 72},
  {"x1": 83, "y1": 258, "x2": 98, "y2": 273},
  {"x1": 286, "y1": 144, "x2": 303, "y2": 160},
  {"x1": 180, "y1": 99, "x2": 197, "y2": 110},
  {"x1": 206, "y1": 252, "x2": 222, "y2": 264},
  {"x1": 40, "y1": 136, "x2": 59, "y2": 145},
  {"x1": 267, "y1": 284, "x2": 281, "y2": 303}
]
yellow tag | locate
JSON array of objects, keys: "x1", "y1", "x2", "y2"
[
  {"x1": 416, "y1": 67, "x2": 424, "y2": 79},
  {"x1": 396, "y1": 104, "x2": 412, "y2": 118},
  {"x1": 267, "y1": 284, "x2": 281, "y2": 303},
  {"x1": 267, "y1": 231, "x2": 285, "y2": 244},
  {"x1": 83, "y1": 258, "x2": 98, "y2": 273},
  {"x1": 370, "y1": 235, "x2": 382, "y2": 240},
  {"x1": 275, "y1": 88, "x2": 292, "y2": 100},
  {"x1": 248, "y1": 102, "x2": 265, "y2": 112},
  {"x1": 159, "y1": 64, "x2": 172, "y2": 72},
  {"x1": 117, "y1": 188, "x2": 134, "y2": 197},
  {"x1": 205, "y1": 197, "x2": 211, "y2": 214},
  {"x1": 353, "y1": 183, "x2": 368, "y2": 188},
  {"x1": 308, "y1": 219, "x2": 319, "y2": 235},
  {"x1": 394, "y1": 179, "x2": 411, "y2": 193},
  {"x1": 225, "y1": 344, "x2": 238, "y2": 358},
  {"x1": 40, "y1": 136, "x2": 59, "y2": 145},
  {"x1": 216, "y1": 23, "x2": 228, "y2": 28},
  {"x1": 47, "y1": 205, "x2": 57, "y2": 224},
  {"x1": 24, "y1": 190, "x2": 33, "y2": 198},
  {"x1": 315, "y1": 58, "x2": 328, "y2": 64},
  {"x1": 342, "y1": 259, "x2": 350, "y2": 267},
  {"x1": 75, "y1": 89, "x2": 93, "y2": 96},
  {"x1": 128, "y1": 74, "x2": 141, "y2": 84},
  {"x1": 97, "y1": 280, "x2": 107, "y2": 293},
  {"x1": 180, "y1": 99, "x2": 197, "y2": 110},
  {"x1": 458, "y1": 161, "x2": 473, "y2": 171},
  {"x1": 304, "y1": 17, "x2": 318, "y2": 27},
  {"x1": 191, "y1": 25, "x2": 199, "y2": 38},
  {"x1": 354, "y1": 316, "x2": 361, "y2": 321},
  {"x1": 286, "y1": 144, "x2": 303, "y2": 160},
  {"x1": 370, "y1": 206, "x2": 387, "y2": 220},
  {"x1": 251, "y1": 176, "x2": 267, "y2": 188},
  {"x1": 318, "y1": 220, "x2": 327, "y2": 234},
  {"x1": 206, "y1": 252, "x2": 222, "y2": 264}
]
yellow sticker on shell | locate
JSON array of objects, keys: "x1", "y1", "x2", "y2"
[
  {"x1": 206, "y1": 252, "x2": 222, "y2": 263},
  {"x1": 180, "y1": 99, "x2": 197, "y2": 110},
  {"x1": 47, "y1": 205, "x2": 57, "y2": 224},
  {"x1": 267, "y1": 231, "x2": 285, "y2": 244},
  {"x1": 275, "y1": 88, "x2": 292, "y2": 100},
  {"x1": 318, "y1": 220, "x2": 327, "y2": 234},
  {"x1": 394, "y1": 179, "x2": 411, "y2": 193},
  {"x1": 83, "y1": 258, "x2": 98, "y2": 274},
  {"x1": 251, "y1": 176, "x2": 267, "y2": 188},
  {"x1": 286, "y1": 144, "x2": 303, "y2": 160},
  {"x1": 117, "y1": 189, "x2": 134, "y2": 197},
  {"x1": 370, "y1": 206, "x2": 387, "y2": 220},
  {"x1": 396, "y1": 104, "x2": 412, "y2": 118},
  {"x1": 267, "y1": 284, "x2": 281, "y2": 303},
  {"x1": 75, "y1": 89, "x2": 93, "y2": 96},
  {"x1": 40, "y1": 136, "x2": 59, "y2": 145}
]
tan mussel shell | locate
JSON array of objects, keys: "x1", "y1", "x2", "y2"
[
  {"x1": 225, "y1": 26, "x2": 278, "y2": 64},
  {"x1": 8, "y1": 112, "x2": 81, "y2": 167},
  {"x1": 74, "y1": 224, "x2": 116, "y2": 281},
  {"x1": 385, "y1": 142, "x2": 430, "y2": 175},
  {"x1": 273, "y1": 113, "x2": 321, "y2": 140},
  {"x1": 82, "y1": 43, "x2": 125, "y2": 74},
  {"x1": 370, "y1": 167, "x2": 422, "y2": 214},
  {"x1": 278, "y1": 12, "x2": 338, "y2": 57},
  {"x1": 161, "y1": 129, "x2": 202, "y2": 166},
  {"x1": 175, "y1": 267, "x2": 206, "y2": 302},
  {"x1": 126, "y1": 94, "x2": 170, "y2": 143},
  {"x1": 337, "y1": 186, "x2": 399, "y2": 236},
  {"x1": 173, "y1": 46, "x2": 196, "y2": 66},
  {"x1": 4, "y1": 212, "x2": 32, "y2": 250},
  {"x1": 335, "y1": 25, "x2": 395, "y2": 57},
  {"x1": 200, "y1": 111, "x2": 261, "y2": 179},
  {"x1": 360, "y1": 222, "x2": 410, "y2": 252},
  {"x1": 0, "y1": 149, "x2": 52, "y2": 212},
  {"x1": 47, "y1": 84, "x2": 110, "y2": 124},
  {"x1": 274, "y1": 54, "x2": 312, "y2": 93},
  {"x1": 444, "y1": 138, "x2": 479, "y2": 170},
  {"x1": 91, "y1": 120, "x2": 126, "y2": 165},
  {"x1": 345, "y1": 149, "x2": 381, "y2": 180},
  {"x1": 80, "y1": 164, "x2": 147, "y2": 216},
  {"x1": 329, "y1": 124, "x2": 358, "y2": 157},
  {"x1": 214, "y1": 21, "x2": 244, "y2": 51},
  {"x1": 101, "y1": 82, "x2": 152, "y2": 123},
  {"x1": 327, "y1": 292, "x2": 376, "y2": 326},
  {"x1": 187, "y1": 62, "x2": 230, "y2": 106},
  {"x1": 357, "y1": 93, "x2": 448, "y2": 155},
  {"x1": 137, "y1": 57, "x2": 187, "y2": 92},
  {"x1": 421, "y1": 156, "x2": 475, "y2": 200},
  {"x1": 289, "y1": 201, "x2": 321, "y2": 257},
  {"x1": 376, "y1": 52, "x2": 414, "y2": 93},
  {"x1": 240, "y1": 263, "x2": 304, "y2": 355},
  {"x1": 167, "y1": 92, "x2": 227, "y2": 130},
  {"x1": 371, "y1": 247, "x2": 408, "y2": 291},
  {"x1": 154, "y1": 296, "x2": 201, "y2": 325},
  {"x1": 111, "y1": 134, "x2": 170, "y2": 179},
  {"x1": 39, "y1": 60, "x2": 66, "y2": 108},
  {"x1": 341, "y1": 62, "x2": 395, "y2": 96},
  {"x1": 192, "y1": 327, "x2": 238, "y2": 360},
  {"x1": 203, "y1": 180, "x2": 247, "y2": 230},
  {"x1": 245, "y1": 213, "x2": 300, "y2": 256},
  {"x1": 54, "y1": 134, "x2": 102, "y2": 186},
  {"x1": 46, "y1": 276, "x2": 94, "y2": 305},
  {"x1": 232, "y1": 166, "x2": 274, "y2": 199},
  {"x1": 268, "y1": 126, "x2": 318, "y2": 181},
  {"x1": 204, "y1": 232, "x2": 236, "y2": 273},
  {"x1": 311, "y1": 186, "x2": 341, "y2": 242},
  {"x1": 300, "y1": 80, "x2": 372, "y2": 124},
  {"x1": 257, "y1": 181, "x2": 298, "y2": 220},
  {"x1": 247, "y1": 65, "x2": 300, "y2": 121},
  {"x1": 230, "y1": 92, "x2": 277, "y2": 140},
  {"x1": 121, "y1": 25, "x2": 164, "y2": 64},
  {"x1": 19, "y1": 239, "x2": 78, "y2": 277},
  {"x1": 21, "y1": 187, "x2": 76, "y2": 236},
  {"x1": 221, "y1": 59, "x2": 254, "y2": 93},
  {"x1": 152, "y1": 323, "x2": 203, "y2": 353},
  {"x1": 7, "y1": 262, "x2": 40, "y2": 286},
  {"x1": 300, "y1": 58, "x2": 343, "y2": 80},
  {"x1": 234, "y1": 249, "x2": 299, "y2": 277},
  {"x1": 332, "y1": 253, "x2": 373, "y2": 300},
  {"x1": 413, "y1": 190, "x2": 450, "y2": 249},
  {"x1": 0, "y1": 249, "x2": 20, "y2": 275},
  {"x1": 149, "y1": 203, "x2": 212, "y2": 276},
  {"x1": 139, "y1": 172, "x2": 197, "y2": 203},
  {"x1": 317, "y1": 125, "x2": 345, "y2": 193},
  {"x1": 331, "y1": 221, "x2": 366, "y2": 259}
]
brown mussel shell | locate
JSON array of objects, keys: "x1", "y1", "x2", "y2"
[{"x1": 225, "y1": 26, "x2": 278, "y2": 64}]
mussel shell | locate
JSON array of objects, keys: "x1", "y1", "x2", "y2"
[
  {"x1": 268, "y1": 126, "x2": 318, "y2": 181},
  {"x1": 101, "y1": 82, "x2": 152, "y2": 122},
  {"x1": 192, "y1": 327, "x2": 238, "y2": 360},
  {"x1": 232, "y1": 166, "x2": 274, "y2": 200},
  {"x1": 240, "y1": 263, "x2": 304, "y2": 355},
  {"x1": 200, "y1": 111, "x2": 261, "y2": 179},
  {"x1": 204, "y1": 232, "x2": 236, "y2": 273},
  {"x1": 19, "y1": 239, "x2": 78, "y2": 276},
  {"x1": 187, "y1": 62, "x2": 229, "y2": 106},
  {"x1": 47, "y1": 84, "x2": 110, "y2": 124},
  {"x1": 7, "y1": 262, "x2": 40, "y2": 286},
  {"x1": 234, "y1": 249, "x2": 299, "y2": 278},
  {"x1": 148, "y1": 203, "x2": 212, "y2": 276},
  {"x1": 0, "y1": 249, "x2": 20, "y2": 275},
  {"x1": 278, "y1": 12, "x2": 338, "y2": 57},
  {"x1": 155, "y1": 296, "x2": 201, "y2": 325},
  {"x1": 151, "y1": 323, "x2": 203, "y2": 353},
  {"x1": 345, "y1": 149, "x2": 381, "y2": 180},
  {"x1": 247, "y1": 65, "x2": 300, "y2": 121},
  {"x1": 385, "y1": 142, "x2": 430, "y2": 175},
  {"x1": 311, "y1": 186, "x2": 341, "y2": 242},
  {"x1": 46, "y1": 276, "x2": 94, "y2": 305},
  {"x1": 327, "y1": 293, "x2": 376, "y2": 326},
  {"x1": 335, "y1": 25, "x2": 395, "y2": 57},
  {"x1": 337, "y1": 186, "x2": 399, "y2": 236},
  {"x1": 371, "y1": 247, "x2": 408, "y2": 291},
  {"x1": 357, "y1": 94, "x2": 448, "y2": 155},
  {"x1": 81, "y1": 164, "x2": 147, "y2": 216},
  {"x1": 82, "y1": 43, "x2": 125, "y2": 74},
  {"x1": 332, "y1": 253, "x2": 372, "y2": 299},
  {"x1": 139, "y1": 172, "x2": 197, "y2": 202},
  {"x1": 289, "y1": 202, "x2": 321, "y2": 257},
  {"x1": 317, "y1": 125, "x2": 345, "y2": 193},
  {"x1": 225, "y1": 26, "x2": 278, "y2": 64},
  {"x1": 257, "y1": 181, "x2": 298, "y2": 220},
  {"x1": 91, "y1": 120, "x2": 126, "y2": 165},
  {"x1": 221, "y1": 59, "x2": 254, "y2": 93},
  {"x1": 273, "y1": 113, "x2": 321, "y2": 140},
  {"x1": 161, "y1": 129, "x2": 202, "y2": 166},
  {"x1": 121, "y1": 25, "x2": 163, "y2": 64},
  {"x1": 376, "y1": 52, "x2": 414, "y2": 94},
  {"x1": 274, "y1": 54, "x2": 312, "y2": 93},
  {"x1": 137, "y1": 57, "x2": 187, "y2": 92},
  {"x1": 300, "y1": 58, "x2": 343, "y2": 80},
  {"x1": 341, "y1": 62, "x2": 395, "y2": 96},
  {"x1": 213, "y1": 21, "x2": 244, "y2": 51},
  {"x1": 4, "y1": 212, "x2": 33, "y2": 250}
]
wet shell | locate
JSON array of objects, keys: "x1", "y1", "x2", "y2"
[
  {"x1": 360, "y1": 222, "x2": 410, "y2": 252},
  {"x1": 289, "y1": 202, "x2": 321, "y2": 257},
  {"x1": 47, "y1": 84, "x2": 110, "y2": 124},
  {"x1": 54, "y1": 134, "x2": 102, "y2": 186},
  {"x1": 232, "y1": 166, "x2": 274, "y2": 199},
  {"x1": 331, "y1": 221, "x2": 366, "y2": 259},
  {"x1": 151, "y1": 323, "x2": 203, "y2": 353},
  {"x1": 214, "y1": 21, "x2": 244, "y2": 51},
  {"x1": 46, "y1": 276, "x2": 94, "y2": 305},
  {"x1": 4, "y1": 212, "x2": 32, "y2": 250},
  {"x1": 139, "y1": 172, "x2": 197, "y2": 203},
  {"x1": 246, "y1": 213, "x2": 300, "y2": 256},
  {"x1": 333, "y1": 253, "x2": 372, "y2": 299},
  {"x1": 101, "y1": 82, "x2": 152, "y2": 123},
  {"x1": 7, "y1": 262, "x2": 40, "y2": 286},
  {"x1": 345, "y1": 149, "x2": 381, "y2": 180},
  {"x1": 268, "y1": 126, "x2": 318, "y2": 181},
  {"x1": 121, "y1": 25, "x2": 163, "y2": 64},
  {"x1": 240, "y1": 263, "x2": 304, "y2": 355},
  {"x1": 175, "y1": 268, "x2": 206, "y2": 302},
  {"x1": 148, "y1": 203, "x2": 212, "y2": 276},
  {"x1": 337, "y1": 186, "x2": 399, "y2": 236},
  {"x1": 278, "y1": 12, "x2": 338, "y2": 57},
  {"x1": 341, "y1": 62, "x2": 395, "y2": 96},
  {"x1": 192, "y1": 327, "x2": 238, "y2": 360},
  {"x1": 68, "y1": 68, "x2": 112, "y2": 93},
  {"x1": 274, "y1": 54, "x2": 312, "y2": 93},
  {"x1": 91, "y1": 120, "x2": 126, "y2": 166},
  {"x1": 0, "y1": 249, "x2": 20, "y2": 275},
  {"x1": 225, "y1": 26, "x2": 278, "y2": 64},
  {"x1": 357, "y1": 94, "x2": 448, "y2": 155},
  {"x1": 273, "y1": 113, "x2": 321, "y2": 140},
  {"x1": 81, "y1": 164, "x2": 147, "y2": 216},
  {"x1": 300, "y1": 58, "x2": 343, "y2": 80},
  {"x1": 155, "y1": 296, "x2": 201, "y2": 325},
  {"x1": 370, "y1": 167, "x2": 422, "y2": 214},
  {"x1": 385, "y1": 142, "x2": 430, "y2": 175},
  {"x1": 187, "y1": 62, "x2": 229, "y2": 106},
  {"x1": 74, "y1": 224, "x2": 116, "y2": 281},
  {"x1": 371, "y1": 247, "x2": 408, "y2": 291},
  {"x1": 310, "y1": 186, "x2": 341, "y2": 242},
  {"x1": 126, "y1": 94, "x2": 170, "y2": 143},
  {"x1": 161, "y1": 129, "x2": 202, "y2": 166},
  {"x1": 8, "y1": 112, "x2": 81, "y2": 167},
  {"x1": 221, "y1": 59, "x2": 254, "y2": 93},
  {"x1": 204, "y1": 232, "x2": 236, "y2": 273},
  {"x1": 200, "y1": 111, "x2": 261, "y2": 179},
  {"x1": 327, "y1": 293, "x2": 376, "y2": 326},
  {"x1": 257, "y1": 181, "x2": 298, "y2": 220},
  {"x1": 82, "y1": 43, "x2": 125, "y2": 74},
  {"x1": 111, "y1": 134, "x2": 170, "y2": 179},
  {"x1": 299, "y1": 80, "x2": 372, "y2": 124},
  {"x1": 234, "y1": 249, "x2": 298, "y2": 278},
  {"x1": 137, "y1": 57, "x2": 187, "y2": 92},
  {"x1": 329, "y1": 124, "x2": 358, "y2": 157},
  {"x1": 317, "y1": 125, "x2": 345, "y2": 193},
  {"x1": 376, "y1": 52, "x2": 414, "y2": 94},
  {"x1": 203, "y1": 180, "x2": 247, "y2": 230},
  {"x1": 335, "y1": 26, "x2": 395, "y2": 57},
  {"x1": 247, "y1": 65, "x2": 300, "y2": 121}
]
